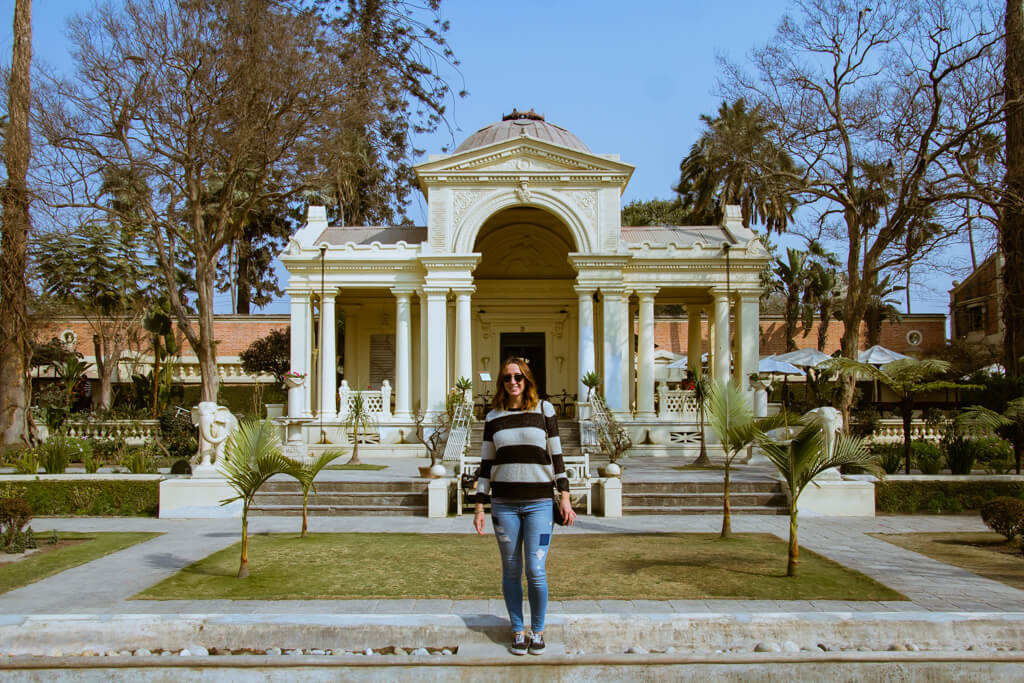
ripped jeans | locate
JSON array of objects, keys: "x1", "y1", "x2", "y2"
[{"x1": 490, "y1": 500, "x2": 554, "y2": 633}]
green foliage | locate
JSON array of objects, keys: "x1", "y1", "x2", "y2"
[
  {"x1": 287, "y1": 449, "x2": 346, "y2": 536},
  {"x1": 38, "y1": 433, "x2": 91, "y2": 474},
  {"x1": 81, "y1": 452, "x2": 101, "y2": 474},
  {"x1": 0, "y1": 480, "x2": 159, "y2": 516},
  {"x1": 239, "y1": 328, "x2": 290, "y2": 386},
  {"x1": 875, "y1": 480, "x2": 1024, "y2": 514},
  {"x1": 621, "y1": 197, "x2": 701, "y2": 226},
  {"x1": 0, "y1": 496, "x2": 33, "y2": 553},
  {"x1": 342, "y1": 393, "x2": 378, "y2": 466},
  {"x1": 91, "y1": 438, "x2": 127, "y2": 465},
  {"x1": 120, "y1": 447, "x2": 156, "y2": 474},
  {"x1": 12, "y1": 449, "x2": 39, "y2": 475},
  {"x1": 942, "y1": 429, "x2": 978, "y2": 475},
  {"x1": 870, "y1": 443, "x2": 905, "y2": 475},
  {"x1": 972, "y1": 437, "x2": 1015, "y2": 474},
  {"x1": 912, "y1": 441, "x2": 944, "y2": 475},
  {"x1": 980, "y1": 497, "x2": 1024, "y2": 541},
  {"x1": 159, "y1": 408, "x2": 198, "y2": 461}
]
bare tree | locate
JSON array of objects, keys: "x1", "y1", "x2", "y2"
[
  {"x1": 39, "y1": 0, "x2": 331, "y2": 402},
  {"x1": 720, "y1": 0, "x2": 1004, "y2": 423},
  {"x1": 0, "y1": 0, "x2": 33, "y2": 446},
  {"x1": 1004, "y1": 0, "x2": 1024, "y2": 377}
]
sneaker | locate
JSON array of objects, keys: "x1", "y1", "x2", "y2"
[
  {"x1": 528, "y1": 631, "x2": 546, "y2": 655},
  {"x1": 509, "y1": 632, "x2": 528, "y2": 656}
]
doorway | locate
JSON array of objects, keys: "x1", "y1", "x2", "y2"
[{"x1": 499, "y1": 332, "x2": 547, "y2": 398}]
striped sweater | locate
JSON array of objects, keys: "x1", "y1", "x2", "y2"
[{"x1": 476, "y1": 400, "x2": 569, "y2": 500}]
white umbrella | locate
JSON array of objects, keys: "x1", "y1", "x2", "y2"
[
  {"x1": 759, "y1": 355, "x2": 805, "y2": 376},
  {"x1": 666, "y1": 353, "x2": 709, "y2": 369},
  {"x1": 775, "y1": 348, "x2": 833, "y2": 368},
  {"x1": 858, "y1": 344, "x2": 910, "y2": 365}
]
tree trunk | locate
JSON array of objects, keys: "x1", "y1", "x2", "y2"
[
  {"x1": 237, "y1": 511, "x2": 250, "y2": 578},
  {"x1": 348, "y1": 436, "x2": 361, "y2": 465},
  {"x1": 195, "y1": 258, "x2": 220, "y2": 403},
  {"x1": 236, "y1": 237, "x2": 252, "y2": 315},
  {"x1": 0, "y1": 0, "x2": 33, "y2": 446},
  {"x1": 787, "y1": 508, "x2": 799, "y2": 577},
  {"x1": 1003, "y1": 0, "x2": 1024, "y2": 379},
  {"x1": 720, "y1": 462, "x2": 732, "y2": 538},
  {"x1": 301, "y1": 491, "x2": 309, "y2": 537}
]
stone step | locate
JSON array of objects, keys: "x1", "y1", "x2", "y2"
[
  {"x1": 250, "y1": 504, "x2": 427, "y2": 516},
  {"x1": 622, "y1": 481, "x2": 785, "y2": 494},
  {"x1": 254, "y1": 492, "x2": 426, "y2": 507},
  {"x1": 260, "y1": 480, "x2": 424, "y2": 493},
  {"x1": 622, "y1": 493, "x2": 788, "y2": 507},
  {"x1": 621, "y1": 505, "x2": 788, "y2": 515}
]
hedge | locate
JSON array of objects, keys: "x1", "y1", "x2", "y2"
[
  {"x1": 0, "y1": 479, "x2": 159, "y2": 516},
  {"x1": 875, "y1": 480, "x2": 1024, "y2": 514}
]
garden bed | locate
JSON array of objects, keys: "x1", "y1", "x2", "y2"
[
  {"x1": 875, "y1": 476, "x2": 1024, "y2": 514},
  {"x1": 871, "y1": 532, "x2": 1024, "y2": 591},
  {"x1": 0, "y1": 476, "x2": 162, "y2": 516}
]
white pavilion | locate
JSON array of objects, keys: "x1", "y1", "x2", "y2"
[{"x1": 280, "y1": 110, "x2": 769, "y2": 450}]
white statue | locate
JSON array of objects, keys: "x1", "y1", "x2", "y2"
[
  {"x1": 803, "y1": 406, "x2": 844, "y2": 480},
  {"x1": 338, "y1": 379, "x2": 351, "y2": 419},
  {"x1": 191, "y1": 401, "x2": 239, "y2": 476},
  {"x1": 380, "y1": 379, "x2": 392, "y2": 419},
  {"x1": 656, "y1": 381, "x2": 668, "y2": 419}
]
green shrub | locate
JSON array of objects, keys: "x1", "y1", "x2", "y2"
[
  {"x1": 158, "y1": 408, "x2": 197, "y2": 461},
  {"x1": 973, "y1": 437, "x2": 1015, "y2": 475},
  {"x1": 980, "y1": 496, "x2": 1024, "y2": 540},
  {"x1": 120, "y1": 447, "x2": 156, "y2": 474},
  {"x1": 870, "y1": 443, "x2": 904, "y2": 474},
  {"x1": 0, "y1": 480, "x2": 159, "y2": 516},
  {"x1": 91, "y1": 438, "x2": 127, "y2": 465},
  {"x1": 37, "y1": 433, "x2": 90, "y2": 474},
  {"x1": 81, "y1": 452, "x2": 101, "y2": 474},
  {"x1": 12, "y1": 449, "x2": 39, "y2": 475},
  {"x1": 0, "y1": 496, "x2": 36, "y2": 553},
  {"x1": 912, "y1": 441, "x2": 944, "y2": 475},
  {"x1": 876, "y1": 480, "x2": 1024, "y2": 514},
  {"x1": 942, "y1": 431, "x2": 977, "y2": 475}
]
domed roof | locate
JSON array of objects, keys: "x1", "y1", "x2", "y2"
[{"x1": 454, "y1": 109, "x2": 590, "y2": 154}]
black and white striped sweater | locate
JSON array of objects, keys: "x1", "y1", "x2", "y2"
[{"x1": 476, "y1": 400, "x2": 569, "y2": 500}]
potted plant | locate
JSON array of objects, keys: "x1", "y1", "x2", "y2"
[{"x1": 413, "y1": 410, "x2": 450, "y2": 477}]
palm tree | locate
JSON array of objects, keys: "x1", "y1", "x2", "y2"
[
  {"x1": 219, "y1": 419, "x2": 298, "y2": 578},
  {"x1": 772, "y1": 248, "x2": 812, "y2": 352},
  {"x1": 958, "y1": 397, "x2": 1024, "y2": 475},
  {"x1": 757, "y1": 421, "x2": 877, "y2": 576},
  {"x1": 828, "y1": 358, "x2": 968, "y2": 474},
  {"x1": 342, "y1": 392, "x2": 377, "y2": 465},
  {"x1": 861, "y1": 275, "x2": 904, "y2": 348},
  {"x1": 704, "y1": 379, "x2": 789, "y2": 537},
  {"x1": 675, "y1": 99, "x2": 798, "y2": 232},
  {"x1": 691, "y1": 375, "x2": 712, "y2": 466},
  {"x1": 288, "y1": 449, "x2": 346, "y2": 537},
  {"x1": 805, "y1": 262, "x2": 842, "y2": 353}
]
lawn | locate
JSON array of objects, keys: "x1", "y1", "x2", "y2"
[
  {"x1": 0, "y1": 532, "x2": 160, "y2": 594},
  {"x1": 135, "y1": 533, "x2": 905, "y2": 601},
  {"x1": 872, "y1": 532, "x2": 1024, "y2": 591}
]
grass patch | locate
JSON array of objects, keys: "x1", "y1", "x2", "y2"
[
  {"x1": 871, "y1": 532, "x2": 1024, "y2": 591},
  {"x1": 0, "y1": 532, "x2": 160, "y2": 594},
  {"x1": 135, "y1": 532, "x2": 904, "y2": 601},
  {"x1": 324, "y1": 464, "x2": 388, "y2": 471},
  {"x1": 673, "y1": 464, "x2": 725, "y2": 471}
]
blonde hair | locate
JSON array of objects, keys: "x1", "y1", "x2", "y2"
[{"x1": 492, "y1": 357, "x2": 540, "y2": 411}]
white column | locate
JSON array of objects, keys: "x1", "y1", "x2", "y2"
[
  {"x1": 602, "y1": 288, "x2": 630, "y2": 412},
  {"x1": 687, "y1": 305, "x2": 703, "y2": 378},
  {"x1": 713, "y1": 290, "x2": 731, "y2": 382},
  {"x1": 392, "y1": 288, "x2": 413, "y2": 420},
  {"x1": 424, "y1": 286, "x2": 449, "y2": 415},
  {"x1": 454, "y1": 288, "x2": 474, "y2": 392},
  {"x1": 736, "y1": 292, "x2": 761, "y2": 391},
  {"x1": 418, "y1": 292, "x2": 428, "y2": 413},
  {"x1": 289, "y1": 292, "x2": 310, "y2": 417},
  {"x1": 318, "y1": 291, "x2": 337, "y2": 419},
  {"x1": 575, "y1": 286, "x2": 596, "y2": 400},
  {"x1": 636, "y1": 289, "x2": 657, "y2": 418}
]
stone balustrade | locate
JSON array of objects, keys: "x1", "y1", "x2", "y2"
[
  {"x1": 657, "y1": 389, "x2": 699, "y2": 421},
  {"x1": 863, "y1": 418, "x2": 945, "y2": 444},
  {"x1": 63, "y1": 419, "x2": 161, "y2": 445}
]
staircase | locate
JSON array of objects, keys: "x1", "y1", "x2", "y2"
[
  {"x1": 251, "y1": 480, "x2": 427, "y2": 516},
  {"x1": 622, "y1": 480, "x2": 788, "y2": 515}
]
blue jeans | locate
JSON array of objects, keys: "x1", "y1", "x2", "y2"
[{"x1": 490, "y1": 500, "x2": 553, "y2": 633}]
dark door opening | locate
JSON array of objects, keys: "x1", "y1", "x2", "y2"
[{"x1": 499, "y1": 332, "x2": 547, "y2": 398}]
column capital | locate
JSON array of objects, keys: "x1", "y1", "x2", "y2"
[
  {"x1": 600, "y1": 287, "x2": 627, "y2": 298},
  {"x1": 420, "y1": 285, "x2": 450, "y2": 297},
  {"x1": 390, "y1": 286, "x2": 416, "y2": 298},
  {"x1": 711, "y1": 289, "x2": 732, "y2": 302},
  {"x1": 635, "y1": 287, "x2": 659, "y2": 300},
  {"x1": 452, "y1": 286, "x2": 476, "y2": 296},
  {"x1": 574, "y1": 285, "x2": 596, "y2": 298}
]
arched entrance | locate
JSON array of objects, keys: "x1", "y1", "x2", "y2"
[{"x1": 472, "y1": 207, "x2": 578, "y2": 399}]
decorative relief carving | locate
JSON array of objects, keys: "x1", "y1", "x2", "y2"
[
  {"x1": 515, "y1": 180, "x2": 531, "y2": 203},
  {"x1": 453, "y1": 190, "x2": 485, "y2": 226},
  {"x1": 567, "y1": 190, "x2": 598, "y2": 221}
]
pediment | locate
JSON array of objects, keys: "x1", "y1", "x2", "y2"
[{"x1": 415, "y1": 136, "x2": 633, "y2": 177}]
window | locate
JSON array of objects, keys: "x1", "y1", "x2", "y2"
[{"x1": 369, "y1": 334, "x2": 395, "y2": 389}]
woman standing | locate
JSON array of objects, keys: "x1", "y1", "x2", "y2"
[{"x1": 473, "y1": 357, "x2": 576, "y2": 656}]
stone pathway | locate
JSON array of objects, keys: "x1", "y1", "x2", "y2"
[{"x1": 1, "y1": 513, "x2": 1022, "y2": 615}]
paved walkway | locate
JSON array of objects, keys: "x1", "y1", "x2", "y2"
[{"x1": 2, "y1": 511, "x2": 1021, "y2": 616}]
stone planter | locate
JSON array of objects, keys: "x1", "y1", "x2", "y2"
[
  {"x1": 598, "y1": 462, "x2": 622, "y2": 477},
  {"x1": 419, "y1": 464, "x2": 446, "y2": 478},
  {"x1": 265, "y1": 403, "x2": 285, "y2": 420}
]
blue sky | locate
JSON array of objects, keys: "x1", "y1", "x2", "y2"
[{"x1": 1, "y1": 1, "x2": 965, "y2": 316}]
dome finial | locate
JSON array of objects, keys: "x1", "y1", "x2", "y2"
[{"x1": 502, "y1": 108, "x2": 544, "y2": 122}]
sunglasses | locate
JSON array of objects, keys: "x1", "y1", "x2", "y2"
[{"x1": 503, "y1": 373, "x2": 525, "y2": 384}]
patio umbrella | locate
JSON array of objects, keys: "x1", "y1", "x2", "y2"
[
  {"x1": 759, "y1": 355, "x2": 805, "y2": 376},
  {"x1": 666, "y1": 353, "x2": 709, "y2": 370},
  {"x1": 858, "y1": 344, "x2": 910, "y2": 366},
  {"x1": 775, "y1": 348, "x2": 833, "y2": 368}
]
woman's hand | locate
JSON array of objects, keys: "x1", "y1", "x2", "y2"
[
  {"x1": 559, "y1": 492, "x2": 577, "y2": 526},
  {"x1": 473, "y1": 504, "x2": 486, "y2": 535}
]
